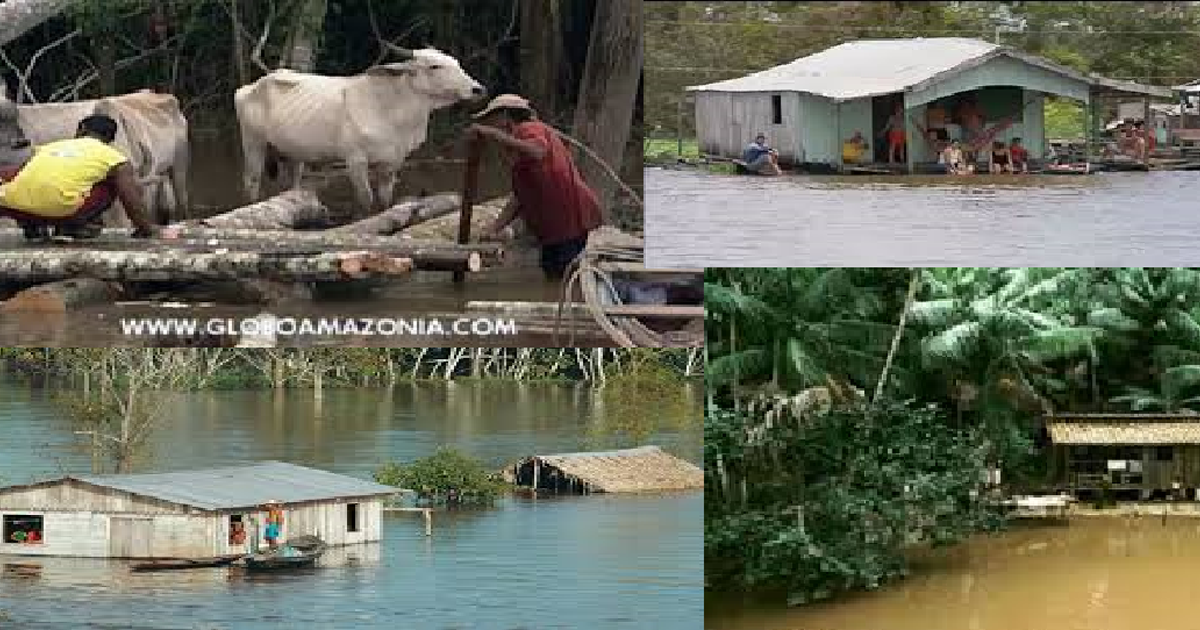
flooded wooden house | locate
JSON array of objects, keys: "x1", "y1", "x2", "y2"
[
  {"x1": 507, "y1": 445, "x2": 704, "y2": 493},
  {"x1": 0, "y1": 461, "x2": 398, "y2": 558},
  {"x1": 688, "y1": 38, "x2": 1171, "y2": 172},
  {"x1": 1046, "y1": 414, "x2": 1200, "y2": 499}
]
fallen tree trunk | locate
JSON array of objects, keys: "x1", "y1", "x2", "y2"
[
  {"x1": 190, "y1": 189, "x2": 330, "y2": 230},
  {"x1": 399, "y1": 204, "x2": 507, "y2": 241},
  {"x1": 0, "y1": 250, "x2": 414, "y2": 283},
  {"x1": 0, "y1": 278, "x2": 122, "y2": 313},
  {"x1": 0, "y1": 229, "x2": 507, "y2": 269},
  {"x1": 327, "y1": 194, "x2": 462, "y2": 235}
]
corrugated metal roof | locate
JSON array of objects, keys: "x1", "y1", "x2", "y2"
[
  {"x1": 687, "y1": 37, "x2": 1168, "y2": 100},
  {"x1": 1047, "y1": 420, "x2": 1200, "y2": 445},
  {"x1": 71, "y1": 461, "x2": 399, "y2": 510},
  {"x1": 689, "y1": 38, "x2": 1003, "y2": 97}
]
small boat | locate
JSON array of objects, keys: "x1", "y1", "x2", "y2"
[
  {"x1": 243, "y1": 535, "x2": 326, "y2": 571},
  {"x1": 131, "y1": 555, "x2": 241, "y2": 572}
]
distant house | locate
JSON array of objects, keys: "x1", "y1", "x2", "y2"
[
  {"x1": 1046, "y1": 413, "x2": 1200, "y2": 499},
  {"x1": 0, "y1": 461, "x2": 398, "y2": 558},
  {"x1": 688, "y1": 38, "x2": 1171, "y2": 171},
  {"x1": 506, "y1": 446, "x2": 704, "y2": 493}
]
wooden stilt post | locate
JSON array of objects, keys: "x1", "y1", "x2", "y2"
[
  {"x1": 454, "y1": 134, "x2": 484, "y2": 284},
  {"x1": 424, "y1": 508, "x2": 432, "y2": 537},
  {"x1": 532, "y1": 459, "x2": 540, "y2": 492}
]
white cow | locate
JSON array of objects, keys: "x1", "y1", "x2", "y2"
[
  {"x1": 234, "y1": 48, "x2": 485, "y2": 211},
  {"x1": 0, "y1": 90, "x2": 190, "y2": 224}
]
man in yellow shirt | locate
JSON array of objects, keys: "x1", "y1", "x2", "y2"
[{"x1": 0, "y1": 115, "x2": 158, "y2": 241}]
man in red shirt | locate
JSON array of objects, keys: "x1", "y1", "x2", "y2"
[{"x1": 468, "y1": 94, "x2": 603, "y2": 280}]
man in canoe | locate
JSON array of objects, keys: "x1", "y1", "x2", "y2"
[
  {"x1": 0, "y1": 114, "x2": 161, "y2": 242},
  {"x1": 468, "y1": 94, "x2": 603, "y2": 281}
]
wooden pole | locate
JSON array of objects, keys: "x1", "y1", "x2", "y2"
[
  {"x1": 424, "y1": 508, "x2": 432, "y2": 537},
  {"x1": 454, "y1": 135, "x2": 484, "y2": 284}
]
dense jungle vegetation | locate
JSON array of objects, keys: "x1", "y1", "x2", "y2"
[{"x1": 706, "y1": 267, "x2": 1200, "y2": 604}]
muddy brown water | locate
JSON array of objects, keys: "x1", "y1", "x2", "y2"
[
  {"x1": 706, "y1": 518, "x2": 1200, "y2": 630},
  {"x1": 646, "y1": 167, "x2": 1200, "y2": 267}
]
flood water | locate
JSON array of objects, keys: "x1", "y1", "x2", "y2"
[
  {"x1": 706, "y1": 518, "x2": 1200, "y2": 630},
  {"x1": 646, "y1": 167, "x2": 1200, "y2": 267},
  {"x1": 0, "y1": 379, "x2": 702, "y2": 629}
]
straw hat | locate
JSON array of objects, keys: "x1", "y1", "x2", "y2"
[{"x1": 473, "y1": 94, "x2": 534, "y2": 120}]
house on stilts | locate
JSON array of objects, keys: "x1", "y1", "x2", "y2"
[
  {"x1": 0, "y1": 461, "x2": 399, "y2": 558},
  {"x1": 506, "y1": 446, "x2": 704, "y2": 493},
  {"x1": 1046, "y1": 413, "x2": 1200, "y2": 500},
  {"x1": 687, "y1": 37, "x2": 1172, "y2": 173}
]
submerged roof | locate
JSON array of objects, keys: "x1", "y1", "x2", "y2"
[
  {"x1": 523, "y1": 445, "x2": 704, "y2": 493},
  {"x1": 1047, "y1": 414, "x2": 1200, "y2": 445},
  {"x1": 66, "y1": 461, "x2": 399, "y2": 510},
  {"x1": 688, "y1": 37, "x2": 1169, "y2": 100}
]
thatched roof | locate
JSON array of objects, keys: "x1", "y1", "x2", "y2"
[
  {"x1": 1047, "y1": 413, "x2": 1200, "y2": 445},
  {"x1": 510, "y1": 446, "x2": 703, "y2": 493}
]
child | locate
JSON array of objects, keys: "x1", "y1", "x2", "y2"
[
  {"x1": 989, "y1": 141, "x2": 1011, "y2": 174},
  {"x1": 1009, "y1": 138, "x2": 1029, "y2": 173}
]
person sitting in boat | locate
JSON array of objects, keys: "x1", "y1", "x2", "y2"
[
  {"x1": 989, "y1": 141, "x2": 1012, "y2": 174},
  {"x1": 741, "y1": 133, "x2": 782, "y2": 176},
  {"x1": 939, "y1": 140, "x2": 971, "y2": 175},
  {"x1": 880, "y1": 103, "x2": 906, "y2": 164},
  {"x1": 841, "y1": 131, "x2": 868, "y2": 164},
  {"x1": 1008, "y1": 138, "x2": 1030, "y2": 173}
]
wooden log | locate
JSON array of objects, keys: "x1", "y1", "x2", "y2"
[
  {"x1": 326, "y1": 193, "x2": 462, "y2": 235},
  {"x1": 399, "y1": 205, "x2": 508, "y2": 242},
  {"x1": 190, "y1": 189, "x2": 330, "y2": 230},
  {"x1": 0, "y1": 229, "x2": 507, "y2": 270},
  {"x1": 0, "y1": 250, "x2": 415, "y2": 283},
  {"x1": 0, "y1": 278, "x2": 121, "y2": 313}
]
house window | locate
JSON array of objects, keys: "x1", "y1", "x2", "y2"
[
  {"x1": 347, "y1": 503, "x2": 361, "y2": 533},
  {"x1": 1157, "y1": 447, "x2": 1175, "y2": 461},
  {"x1": 771, "y1": 94, "x2": 783, "y2": 125},
  {"x1": 3, "y1": 514, "x2": 43, "y2": 544},
  {"x1": 229, "y1": 515, "x2": 246, "y2": 545}
]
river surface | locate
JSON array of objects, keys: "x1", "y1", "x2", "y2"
[
  {"x1": 706, "y1": 518, "x2": 1200, "y2": 630},
  {"x1": 0, "y1": 379, "x2": 701, "y2": 630},
  {"x1": 646, "y1": 167, "x2": 1200, "y2": 267}
]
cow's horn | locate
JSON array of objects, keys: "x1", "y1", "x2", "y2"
[{"x1": 385, "y1": 43, "x2": 415, "y2": 61}]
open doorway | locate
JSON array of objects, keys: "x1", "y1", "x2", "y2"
[{"x1": 871, "y1": 93, "x2": 906, "y2": 163}]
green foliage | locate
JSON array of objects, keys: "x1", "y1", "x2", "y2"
[
  {"x1": 596, "y1": 350, "x2": 700, "y2": 446},
  {"x1": 705, "y1": 401, "x2": 1001, "y2": 604},
  {"x1": 1044, "y1": 98, "x2": 1086, "y2": 139},
  {"x1": 707, "y1": 267, "x2": 1200, "y2": 604},
  {"x1": 374, "y1": 447, "x2": 507, "y2": 505}
]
